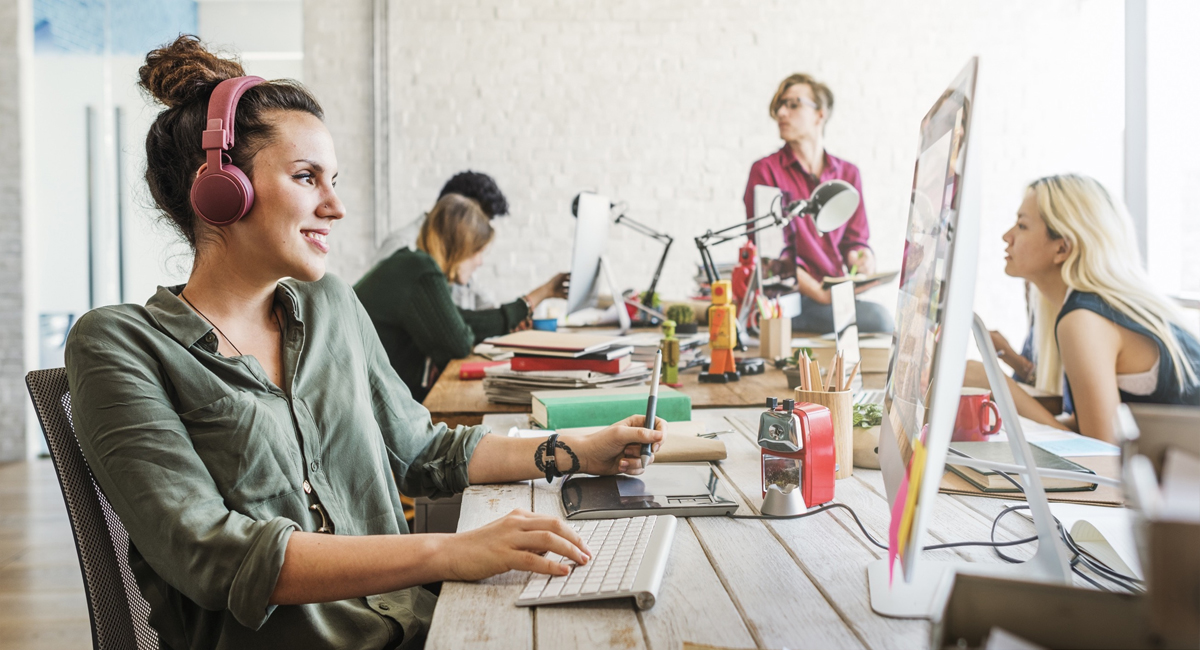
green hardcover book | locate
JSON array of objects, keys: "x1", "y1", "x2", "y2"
[
  {"x1": 531, "y1": 386, "x2": 692, "y2": 430},
  {"x1": 946, "y1": 441, "x2": 1098, "y2": 493}
]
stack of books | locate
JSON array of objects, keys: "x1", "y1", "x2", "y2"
[{"x1": 480, "y1": 331, "x2": 652, "y2": 404}]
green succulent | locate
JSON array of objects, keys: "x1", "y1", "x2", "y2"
[
  {"x1": 665, "y1": 303, "x2": 695, "y2": 325},
  {"x1": 853, "y1": 403, "x2": 883, "y2": 429}
]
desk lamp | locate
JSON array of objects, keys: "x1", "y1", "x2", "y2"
[
  {"x1": 693, "y1": 179, "x2": 861, "y2": 287},
  {"x1": 571, "y1": 193, "x2": 673, "y2": 323}
]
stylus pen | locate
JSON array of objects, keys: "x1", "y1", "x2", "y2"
[{"x1": 641, "y1": 349, "x2": 662, "y2": 467}]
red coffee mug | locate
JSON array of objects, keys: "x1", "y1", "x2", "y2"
[{"x1": 952, "y1": 387, "x2": 1002, "y2": 442}]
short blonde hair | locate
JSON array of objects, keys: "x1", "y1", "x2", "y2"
[
  {"x1": 416, "y1": 194, "x2": 494, "y2": 284},
  {"x1": 769, "y1": 73, "x2": 834, "y2": 120}
]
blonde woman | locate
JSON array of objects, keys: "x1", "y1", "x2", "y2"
[
  {"x1": 986, "y1": 174, "x2": 1200, "y2": 442},
  {"x1": 355, "y1": 194, "x2": 567, "y2": 401}
]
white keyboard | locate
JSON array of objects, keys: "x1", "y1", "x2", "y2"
[{"x1": 516, "y1": 515, "x2": 677, "y2": 610}]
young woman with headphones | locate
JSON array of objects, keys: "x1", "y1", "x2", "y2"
[{"x1": 64, "y1": 36, "x2": 663, "y2": 649}]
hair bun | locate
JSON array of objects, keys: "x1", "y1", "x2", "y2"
[{"x1": 139, "y1": 35, "x2": 246, "y2": 109}]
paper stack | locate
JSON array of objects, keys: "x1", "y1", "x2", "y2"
[
  {"x1": 481, "y1": 331, "x2": 651, "y2": 404},
  {"x1": 624, "y1": 331, "x2": 707, "y2": 366}
]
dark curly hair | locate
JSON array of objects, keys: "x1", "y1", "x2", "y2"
[
  {"x1": 139, "y1": 35, "x2": 324, "y2": 250},
  {"x1": 437, "y1": 171, "x2": 509, "y2": 219}
]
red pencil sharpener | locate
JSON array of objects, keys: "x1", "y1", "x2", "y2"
[{"x1": 757, "y1": 397, "x2": 836, "y2": 515}]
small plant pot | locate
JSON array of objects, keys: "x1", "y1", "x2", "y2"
[
  {"x1": 783, "y1": 367, "x2": 802, "y2": 390},
  {"x1": 852, "y1": 425, "x2": 882, "y2": 469}
]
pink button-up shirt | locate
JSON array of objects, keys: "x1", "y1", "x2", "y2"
[{"x1": 743, "y1": 146, "x2": 871, "y2": 280}]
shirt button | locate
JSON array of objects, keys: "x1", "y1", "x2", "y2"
[
  {"x1": 204, "y1": 332, "x2": 216, "y2": 344},
  {"x1": 378, "y1": 603, "x2": 390, "y2": 611},
  {"x1": 310, "y1": 461, "x2": 319, "y2": 472}
]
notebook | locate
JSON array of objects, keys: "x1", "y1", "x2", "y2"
[{"x1": 945, "y1": 441, "x2": 1098, "y2": 493}]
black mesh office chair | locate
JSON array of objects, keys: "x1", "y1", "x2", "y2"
[{"x1": 26, "y1": 368, "x2": 160, "y2": 650}]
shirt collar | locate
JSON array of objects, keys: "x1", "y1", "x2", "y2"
[
  {"x1": 145, "y1": 282, "x2": 305, "y2": 350},
  {"x1": 778, "y1": 145, "x2": 840, "y2": 181}
]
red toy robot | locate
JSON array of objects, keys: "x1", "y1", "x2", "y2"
[
  {"x1": 730, "y1": 239, "x2": 757, "y2": 316},
  {"x1": 757, "y1": 397, "x2": 836, "y2": 508}
]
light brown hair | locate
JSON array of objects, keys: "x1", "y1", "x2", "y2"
[
  {"x1": 417, "y1": 194, "x2": 494, "y2": 283},
  {"x1": 769, "y1": 73, "x2": 834, "y2": 121}
]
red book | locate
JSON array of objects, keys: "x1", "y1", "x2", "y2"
[
  {"x1": 459, "y1": 360, "x2": 508, "y2": 380},
  {"x1": 511, "y1": 355, "x2": 632, "y2": 374}
]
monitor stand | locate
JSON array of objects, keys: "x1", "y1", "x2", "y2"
[
  {"x1": 598, "y1": 255, "x2": 632, "y2": 335},
  {"x1": 866, "y1": 313, "x2": 1075, "y2": 619}
]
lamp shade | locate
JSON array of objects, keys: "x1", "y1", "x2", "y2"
[{"x1": 809, "y1": 179, "x2": 861, "y2": 233}]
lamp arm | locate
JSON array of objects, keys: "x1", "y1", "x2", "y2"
[
  {"x1": 698, "y1": 211, "x2": 783, "y2": 243},
  {"x1": 614, "y1": 214, "x2": 673, "y2": 245},
  {"x1": 694, "y1": 237, "x2": 720, "y2": 285},
  {"x1": 644, "y1": 238, "x2": 673, "y2": 302}
]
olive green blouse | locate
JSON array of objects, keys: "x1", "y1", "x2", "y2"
[{"x1": 64, "y1": 274, "x2": 489, "y2": 650}]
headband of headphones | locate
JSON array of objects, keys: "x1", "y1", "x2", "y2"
[{"x1": 190, "y1": 76, "x2": 265, "y2": 226}]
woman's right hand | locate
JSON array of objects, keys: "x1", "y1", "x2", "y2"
[
  {"x1": 440, "y1": 509, "x2": 590, "y2": 582},
  {"x1": 526, "y1": 273, "x2": 570, "y2": 308}
]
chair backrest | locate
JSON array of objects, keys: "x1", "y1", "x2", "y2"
[{"x1": 26, "y1": 368, "x2": 160, "y2": 650}]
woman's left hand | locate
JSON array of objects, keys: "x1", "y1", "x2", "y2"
[{"x1": 561, "y1": 415, "x2": 666, "y2": 476}]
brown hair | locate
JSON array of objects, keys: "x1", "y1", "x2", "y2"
[
  {"x1": 417, "y1": 194, "x2": 495, "y2": 283},
  {"x1": 139, "y1": 35, "x2": 324, "y2": 251},
  {"x1": 769, "y1": 73, "x2": 834, "y2": 121}
]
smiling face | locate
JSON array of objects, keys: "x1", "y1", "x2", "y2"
[
  {"x1": 774, "y1": 83, "x2": 825, "y2": 143},
  {"x1": 1002, "y1": 189, "x2": 1069, "y2": 282},
  {"x1": 214, "y1": 110, "x2": 344, "y2": 283}
]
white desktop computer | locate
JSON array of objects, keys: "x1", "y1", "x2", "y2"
[
  {"x1": 565, "y1": 192, "x2": 631, "y2": 333},
  {"x1": 865, "y1": 58, "x2": 1114, "y2": 618}
]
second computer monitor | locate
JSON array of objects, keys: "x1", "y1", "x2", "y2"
[{"x1": 566, "y1": 192, "x2": 613, "y2": 316}]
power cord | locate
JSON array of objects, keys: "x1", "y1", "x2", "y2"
[{"x1": 720, "y1": 447, "x2": 1143, "y2": 593}]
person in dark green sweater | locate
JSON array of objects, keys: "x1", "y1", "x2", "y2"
[{"x1": 355, "y1": 193, "x2": 568, "y2": 401}]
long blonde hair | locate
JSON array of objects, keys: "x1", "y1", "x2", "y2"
[
  {"x1": 1029, "y1": 174, "x2": 1196, "y2": 390},
  {"x1": 416, "y1": 194, "x2": 494, "y2": 284}
]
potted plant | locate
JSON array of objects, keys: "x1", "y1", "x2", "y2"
[
  {"x1": 781, "y1": 348, "x2": 813, "y2": 389},
  {"x1": 851, "y1": 402, "x2": 883, "y2": 469},
  {"x1": 665, "y1": 303, "x2": 697, "y2": 334}
]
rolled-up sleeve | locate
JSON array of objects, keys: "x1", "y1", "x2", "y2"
[
  {"x1": 351, "y1": 294, "x2": 489, "y2": 498},
  {"x1": 65, "y1": 315, "x2": 299, "y2": 630}
]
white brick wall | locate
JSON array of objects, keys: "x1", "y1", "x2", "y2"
[
  {"x1": 0, "y1": 0, "x2": 26, "y2": 461},
  {"x1": 315, "y1": 0, "x2": 1125, "y2": 348}
]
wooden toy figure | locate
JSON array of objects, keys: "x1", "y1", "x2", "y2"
[
  {"x1": 730, "y1": 239, "x2": 757, "y2": 316},
  {"x1": 660, "y1": 319, "x2": 682, "y2": 387},
  {"x1": 701, "y1": 280, "x2": 740, "y2": 383}
]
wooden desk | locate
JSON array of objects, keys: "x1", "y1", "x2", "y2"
[
  {"x1": 423, "y1": 356, "x2": 886, "y2": 428},
  {"x1": 424, "y1": 407, "x2": 1056, "y2": 650}
]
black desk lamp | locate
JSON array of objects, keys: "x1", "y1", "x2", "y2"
[{"x1": 694, "y1": 179, "x2": 861, "y2": 286}]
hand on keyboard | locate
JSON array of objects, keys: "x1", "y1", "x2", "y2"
[{"x1": 441, "y1": 509, "x2": 591, "y2": 582}]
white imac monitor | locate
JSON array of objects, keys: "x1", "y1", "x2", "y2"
[
  {"x1": 869, "y1": 57, "x2": 1077, "y2": 619},
  {"x1": 566, "y1": 192, "x2": 612, "y2": 315}
]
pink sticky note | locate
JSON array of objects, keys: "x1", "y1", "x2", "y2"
[{"x1": 887, "y1": 466, "x2": 911, "y2": 586}]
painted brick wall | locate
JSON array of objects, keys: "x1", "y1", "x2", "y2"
[
  {"x1": 0, "y1": 0, "x2": 26, "y2": 461},
  {"x1": 317, "y1": 0, "x2": 1125, "y2": 347}
]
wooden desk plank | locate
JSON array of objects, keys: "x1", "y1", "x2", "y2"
[
  {"x1": 425, "y1": 482, "x2": 533, "y2": 650},
  {"x1": 424, "y1": 355, "x2": 884, "y2": 427},
  {"x1": 716, "y1": 411, "x2": 928, "y2": 649}
]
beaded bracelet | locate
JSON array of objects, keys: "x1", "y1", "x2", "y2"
[{"x1": 535, "y1": 434, "x2": 581, "y2": 484}]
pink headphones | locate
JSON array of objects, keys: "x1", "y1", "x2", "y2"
[{"x1": 190, "y1": 76, "x2": 265, "y2": 226}]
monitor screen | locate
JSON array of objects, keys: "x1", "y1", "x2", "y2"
[{"x1": 880, "y1": 58, "x2": 979, "y2": 580}]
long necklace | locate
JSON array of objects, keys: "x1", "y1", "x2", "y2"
[{"x1": 180, "y1": 292, "x2": 245, "y2": 357}]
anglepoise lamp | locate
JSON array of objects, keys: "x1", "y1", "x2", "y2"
[
  {"x1": 572, "y1": 193, "x2": 673, "y2": 321},
  {"x1": 694, "y1": 179, "x2": 861, "y2": 287}
]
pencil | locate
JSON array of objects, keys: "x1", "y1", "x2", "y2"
[
  {"x1": 825, "y1": 352, "x2": 837, "y2": 391},
  {"x1": 834, "y1": 353, "x2": 844, "y2": 392},
  {"x1": 810, "y1": 358, "x2": 821, "y2": 392},
  {"x1": 799, "y1": 352, "x2": 809, "y2": 390},
  {"x1": 844, "y1": 360, "x2": 862, "y2": 392}
]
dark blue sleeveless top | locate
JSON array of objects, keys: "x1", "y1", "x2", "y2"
[{"x1": 1057, "y1": 291, "x2": 1200, "y2": 413}]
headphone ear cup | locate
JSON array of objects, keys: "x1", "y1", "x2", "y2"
[{"x1": 191, "y1": 164, "x2": 255, "y2": 226}]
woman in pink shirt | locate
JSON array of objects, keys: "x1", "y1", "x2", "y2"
[{"x1": 743, "y1": 73, "x2": 893, "y2": 334}]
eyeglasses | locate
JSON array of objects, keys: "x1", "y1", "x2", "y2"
[{"x1": 775, "y1": 97, "x2": 818, "y2": 114}]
